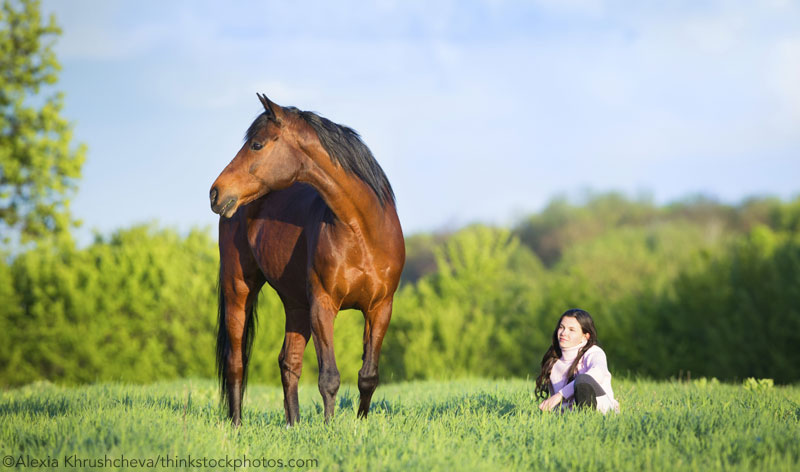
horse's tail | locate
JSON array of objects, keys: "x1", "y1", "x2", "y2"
[{"x1": 215, "y1": 271, "x2": 259, "y2": 410}]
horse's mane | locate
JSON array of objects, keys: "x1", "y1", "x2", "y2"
[{"x1": 245, "y1": 108, "x2": 395, "y2": 206}]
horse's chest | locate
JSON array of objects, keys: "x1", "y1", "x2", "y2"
[{"x1": 249, "y1": 220, "x2": 309, "y2": 288}]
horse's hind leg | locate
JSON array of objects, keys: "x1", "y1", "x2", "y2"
[
  {"x1": 309, "y1": 295, "x2": 340, "y2": 423},
  {"x1": 219, "y1": 279, "x2": 261, "y2": 426},
  {"x1": 278, "y1": 306, "x2": 310, "y2": 426},
  {"x1": 358, "y1": 299, "x2": 393, "y2": 418}
]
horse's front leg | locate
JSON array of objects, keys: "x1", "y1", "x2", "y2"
[
  {"x1": 278, "y1": 306, "x2": 310, "y2": 426},
  {"x1": 309, "y1": 294, "x2": 340, "y2": 423},
  {"x1": 358, "y1": 299, "x2": 393, "y2": 418},
  {"x1": 217, "y1": 215, "x2": 264, "y2": 427}
]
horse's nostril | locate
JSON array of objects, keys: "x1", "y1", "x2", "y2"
[{"x1": 210, "y1": 187, "x2": 218, "y2": 205}]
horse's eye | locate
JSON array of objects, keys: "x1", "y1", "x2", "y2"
[{"x1": 250, "y1": 142, "x2": 263, "y2": 151}]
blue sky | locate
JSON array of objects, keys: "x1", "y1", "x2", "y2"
[{"x1": 41, "y1": 0, "x2": 800, "y2": 242}]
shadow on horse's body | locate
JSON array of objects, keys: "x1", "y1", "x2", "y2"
[{"x1": 210, "y1": 95, "x2": 404, "y2": 426}]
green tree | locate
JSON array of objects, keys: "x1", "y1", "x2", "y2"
[
  {"x1": 385, "y1": 225, "x2": 546, "y2": 380},
  {"x1": 0, "y1": 225, "x2": 222, "y2": 385},
  {"x1": 0, "y1": 0, "x2": 85, "y2": 243},
  {"x1": 642, "y1": 226, "x2": 800, "y2": 382}
]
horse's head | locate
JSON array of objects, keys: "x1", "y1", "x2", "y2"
[{"x1": 210, "y1": 94, "x2": 306, "y2": 218}]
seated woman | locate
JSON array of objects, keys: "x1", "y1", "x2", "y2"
[{"x1": 536, "y1": 309, "x2": 620, "y2": 414}]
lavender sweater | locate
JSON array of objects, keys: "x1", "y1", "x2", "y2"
[{"x1": 550, "y1": 341, "x2": 620, "y2": 413}]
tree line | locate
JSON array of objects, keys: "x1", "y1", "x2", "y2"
[{"x1": 2, "y1": 193, "x2": 798, "y2": 386}]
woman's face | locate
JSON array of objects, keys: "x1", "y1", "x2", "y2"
[{"x1": 557, "y1": 316, "x2": 589, "y2": 349}]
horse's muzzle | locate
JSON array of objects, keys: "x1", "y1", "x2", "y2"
[{"x1": 209, "y1": 187, "x2": 238, "y2": 217}]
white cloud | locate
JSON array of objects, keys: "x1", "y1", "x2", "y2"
[{"x1": 45, "y1": 1, "x2": 174, "y2": 60}]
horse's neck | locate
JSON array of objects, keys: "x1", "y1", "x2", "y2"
[{"x1": 301, "y1": 156, "x2": 387, "y2": 238}]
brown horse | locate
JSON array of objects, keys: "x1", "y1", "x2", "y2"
[{"x1": 209, "y1": 94, "x2": 404, "y2": 426}]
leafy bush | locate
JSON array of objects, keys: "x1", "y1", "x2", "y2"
[{"x1": 2, "y1": 195, "x2": 799, "y2": 386}]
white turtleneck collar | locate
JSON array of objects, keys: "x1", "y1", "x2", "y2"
[{"x1": 559, "y1": 340, "x2": 588, "y2": 362}]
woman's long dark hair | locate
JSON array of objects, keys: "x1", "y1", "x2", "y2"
[{"x1": 535, "y1": 309, "x2": 598, "y2": 399}]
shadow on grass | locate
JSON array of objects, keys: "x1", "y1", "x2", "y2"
[
  {"x1": 0, "y1": 388, "x2": 196, "y2": 419},
  {"x1": 311, "y1": 390, "x2": 517, "y2": 421},
  {"x1": 0, "y1": 397, "x2": 77, "y2": 418},
  {"x1": 419, "y1": 392, "x2": 517, "y2": 420}
]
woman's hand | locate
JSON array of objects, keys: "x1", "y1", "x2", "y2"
[{"x1": 538, "y1": 392, "x2": 563, "y2": 412}]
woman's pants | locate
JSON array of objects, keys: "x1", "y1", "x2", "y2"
[{"x1": 574, "y1": 374, "x2": 605, "y2": 409}]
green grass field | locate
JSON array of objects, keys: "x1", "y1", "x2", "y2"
[{"x1": 1, "y1": 378, "x2": 798, "y2": 471}]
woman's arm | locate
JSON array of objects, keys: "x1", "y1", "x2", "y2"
[
  {"x1": 581, "y1": 348, "x2": 611, "y2": 383},
  {"x1": 538, "y1": 392, "x2": 563, "y2": 411},
  {"x1": 556, "y1": 348, "x2": 611, "y2": 400}
]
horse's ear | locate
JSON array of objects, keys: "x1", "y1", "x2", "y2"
[
  {"x1": 257, "y1": 93, "x2": 282, "y2": 125},
  {"x1": 257, "y1": 93, "x2": 272, "y2": 113}
]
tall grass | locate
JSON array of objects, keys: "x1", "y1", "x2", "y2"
[{"x1": 1, "y1": 378, "x2": 798, "y2": 471}]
